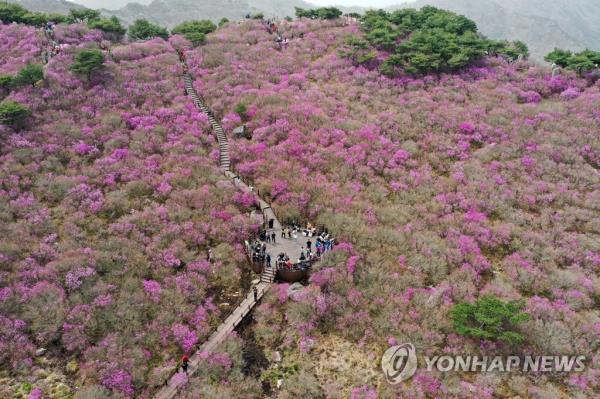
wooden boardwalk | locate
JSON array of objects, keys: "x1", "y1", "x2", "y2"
[
  {"x1": 154, "y1": 59, "x2": 307, "y2": 399},
  {"x1": 154, "y1": 282, "x2": 270, "y2": 399}
]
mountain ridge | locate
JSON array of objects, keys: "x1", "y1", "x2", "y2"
[
  {"x1": 101, "y1": 0, "x2": 314, "y2": 28},
  {"x1": 7, "y1": 0, "x2": 84, "y2": 13},
  {"x1": 6, "y1": 0, "x2": 600, "y2": 61}
]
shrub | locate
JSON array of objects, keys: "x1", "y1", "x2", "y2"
[
  {"x1": 128, "y1": 19, "x2": 169, "y2": 41},
  {"x1": 0, "y1": 1, "x2": 27, "y2": 24},
  {"x1": 88, "y1": 16, "x2": 126, "y2": 39},
  {"x1": 20, "y1": 12, "x2": 47, "y2": 27},
  {"x1": 21, "y1": 284, "x2": 65, "y2": 345},
  {"x1": 172, "y1": 20, "x2": 216, "y2": 37},
  {"x1": 450, "y1": 295, "x2": 530, "y2": 344},
  {"x1": 68, "y1": 8, "x2": 101, "y2": 24},
  {"x1": 295, "y1": 7, "x2": 342, "y2": 20},
  {"x1": 45, "y1": 13, "x2": 70, "y2": 24},
  {"x1": 71, "y1": 49, "x2": 105, "y2": 82},
  {"x1": 234, "y1": 102, "x2": 247, "y2": 120},
  {"x1": 73, "y1": 385, "x2": 112, "y2": 399},
  {"x1": 0, "y1": 100, "x2": 30, "y2": 128},
  {"x1": 12, "y1": 63, "x2": 43, "y2": 88},
  {"x1": 491, "y1": 40, "x2": 529, "y2": 61},
  {"x1": 277, "y1": 368, "x2": 324, "y2": 399},
  {"x1": 545, "y1": 48, "x2": 573, "y2": 67},
  {"x1": 339, "y1": 35, "x2": 377, "y2": 66},
  {"x1": 0, "y1": 75, "x2": 12, "y2": 92},
  {"x1": 0, "y1": 1, "x2": 69, "y2": 25},
  {"x1": 179, "y1": 31, "x2": 205, "y2": 47},
  {"x1": 218, "y1": 18, "x2": 229, "y2": 28},
  {"x1": 360, "y1": 6, "x2": 527, "y2": 75},
  {"x1": 546, "y1": 48, "x2": 600, "y2": 75}
]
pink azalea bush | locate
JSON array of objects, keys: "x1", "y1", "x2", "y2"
[{"x1": 0, "y1": 23, "x2": 41, "y2": 75}]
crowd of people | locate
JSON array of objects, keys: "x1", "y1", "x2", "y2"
[
  {"x1": 250, "y1": 240, "x2": 271, "y2": 268},
  {"x1": 262, "y1": 18, "x2": 278, "y2": 35},
  {"x1": 176, "y1": 48, "x2": 190, "y2": 74},
  {"x1": 275, "y1": 35, "x2": 290, "y2": 50},
  {"x1": 41, "y1": 22, "x2": 62, "y2": 64},
  {"x1": 249, "y1": 222, "x2": 335, "y2": 275},
  {"x1": 258, "y1": 17, "x2": 303, "y2": 50}
]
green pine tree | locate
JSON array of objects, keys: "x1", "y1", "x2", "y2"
[
  {"x1": 71, "y1": 49, "x2": 105, "y2": 82},
  {"x1": 450, "y1": 295, "x2": 530, "y2": 344}
]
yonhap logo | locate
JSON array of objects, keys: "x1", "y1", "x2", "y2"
[
  {"x1": 381, "y1": 342, "x2": 586, "y2": 384},
  {"x1": 381, "y1": 343, "x2": 418, "y2": 384}
]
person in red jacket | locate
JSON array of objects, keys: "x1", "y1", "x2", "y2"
[{"x1": 181, "y1": 354, "x2": 189, "y2": 374}]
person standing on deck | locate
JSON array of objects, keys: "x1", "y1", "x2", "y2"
[
  {"x1": 253, "y1": 286, "x2": 258, "y2": 301},
  {"x1": 271, "y1": 231, "x2": 276, "y2": 244}
]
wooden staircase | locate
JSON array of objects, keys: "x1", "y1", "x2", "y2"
[
  {"x1": 260, "y1": 266, "x2": 276, "y2": 283},
  {"x1": 182, "y1": 73, "x2": 230, "y2": 171}
]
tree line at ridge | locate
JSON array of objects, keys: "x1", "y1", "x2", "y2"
[{"x1": 0, "y1": 1, "x2": 219, "y2": 45}]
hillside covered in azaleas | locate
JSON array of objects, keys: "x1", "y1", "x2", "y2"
[
  {"x1": 1, "y1": 21, "x2": 262, "y2": 398},
  {"x1": 0, "y1": 8, "x2": 599, "y2": 399},
  {"x1": 183, "y1": 18, "x2": 600, "y2": 398}
]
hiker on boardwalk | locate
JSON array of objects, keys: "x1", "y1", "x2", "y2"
[
  {"x1": 181, "y1": 354, "x2": 189, "y2": 374},
  {"x1": 266, "y1": 231, "x2": 271, "y2": 243},
  {"x1": 271, "y1": 231, "x2": 276, "y2": 244},
  {"x1": 266, "y1": 253, "x2": 271, "y2": 268},
  {"x1": 45, "y1": 22, "x2": 55, "y2": 39},
  {"x1": 253, "y1": 286, "x2": 258, "y2": 301},
  {"x1": 306, "y1": 239, "x2": 312, "y2": 251},
  {"x1": 176, "y1": 48, "x2": 186, "y2": 62}
]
